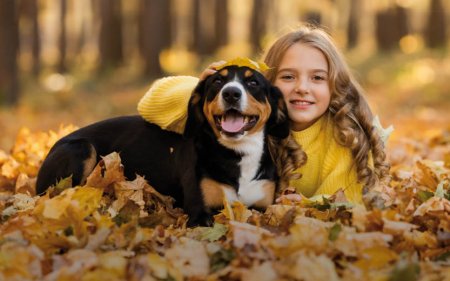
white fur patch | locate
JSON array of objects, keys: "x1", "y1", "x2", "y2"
[
  {"x1": 223, "y1": 187, "x2": 239, "y2": 204},
  {"x1": 233, "y1": 130, "x2": 267, "y2": 206},
  {"x1": 238, "y1": 179, "x2": 272, "y2": 206}
]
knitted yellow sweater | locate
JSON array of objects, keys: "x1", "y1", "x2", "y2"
[
  {"x1": 138, "y1": 76, "x2": 199, "y2": 134},
  {"x1": 137, "y1": 76, "x2": 364, "y2": 204},
  {"x1": 291, "y1": 115, "x2": 363, "y2": 204}
]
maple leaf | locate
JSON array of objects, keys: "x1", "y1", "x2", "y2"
[{"x1": 215, "y1": 57, "x2": 270, "y2": 72}]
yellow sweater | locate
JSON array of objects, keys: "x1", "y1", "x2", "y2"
[
  {"x1": 137, "y1": 76, "x2": 364, "y2": 204},
  {"x1": 291, "y1": 115, "x2": 363, "y2": 204}
]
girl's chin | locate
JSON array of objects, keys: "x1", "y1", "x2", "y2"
[{"x1": 289, "y1": 114, "x2": 322, "y2": 131}]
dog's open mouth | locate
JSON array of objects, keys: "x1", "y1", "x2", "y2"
[{"x1": 214, "y1": 109, "x2": 258, "y2": 136}]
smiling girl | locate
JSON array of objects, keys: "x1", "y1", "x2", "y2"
[{"x1": 138, "y1": 24, "x2": 390, "y2": 204}]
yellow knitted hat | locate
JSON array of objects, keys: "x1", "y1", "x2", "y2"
[{"x1": 137, "y1": 76, "x2": 199, "y2": 134}]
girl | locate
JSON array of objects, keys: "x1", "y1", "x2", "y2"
[{"x1": 138, "y1": 24, "x2": 390, "y2": 204}]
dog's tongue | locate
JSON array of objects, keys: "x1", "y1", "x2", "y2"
[{"x1": 221, "y1": 114, "x2": 245, "y2": 133}]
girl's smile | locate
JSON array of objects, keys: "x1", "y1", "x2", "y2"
[{"x1": 289, "y1": 99, "x2": 315, "y2": 109}]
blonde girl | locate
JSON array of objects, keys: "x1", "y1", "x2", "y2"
[{"x1": 138, "y1": 24, "x2": 390, "y2": 204}]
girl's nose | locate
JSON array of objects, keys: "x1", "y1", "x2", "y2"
[{"x1": 295, "y1": 78, "x2": 309, "y2": 94}]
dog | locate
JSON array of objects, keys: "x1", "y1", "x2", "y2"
[{"x1": 36, "y1": 65, "x2": 290, "y2": 225}]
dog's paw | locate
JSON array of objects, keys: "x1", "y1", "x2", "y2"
[{"x1": 187, "y1": 212, "x2": 214, "y2": 227}]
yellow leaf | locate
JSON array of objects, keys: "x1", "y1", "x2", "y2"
[
  {"x1": 354, "y1": 246, "x2": 398, "y2": 271},
  {"x1": 41, "y1": 188, "x2": 74, "y2": 219},
  {"x1": 216, "y1": 57, "x2": 270, "y2": 72},
  {"x1": 71, "y1": 186, "x2": 103, "y2": 219}
]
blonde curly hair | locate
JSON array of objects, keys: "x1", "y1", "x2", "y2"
[{"x1": 263, "y1": 24, "x2": 390, "y2": 193}]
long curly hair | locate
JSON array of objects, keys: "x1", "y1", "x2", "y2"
[{"x1": 263, "y1": 24, "x2": 390, "y2": 193}]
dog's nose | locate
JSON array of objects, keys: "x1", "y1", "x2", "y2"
[{"x1": 222, "y1": 87, "x2": 242, "y2": 104}]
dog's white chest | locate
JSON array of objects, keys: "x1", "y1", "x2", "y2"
[{"x1": 223, "y1": 131, "x2": 269, "y2": 206}]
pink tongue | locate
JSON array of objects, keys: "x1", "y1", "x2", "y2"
[{"x1": 221, "y1": 115, "x2": 245, "y2": 133}]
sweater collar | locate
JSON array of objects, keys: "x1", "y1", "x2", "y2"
[{"x1": 291, "y1": 114, "x2": 329, "y2": 147}]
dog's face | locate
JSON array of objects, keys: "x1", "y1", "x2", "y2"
[{"x1": 184, "y1": 66, "x2": 289, "y2": 148}]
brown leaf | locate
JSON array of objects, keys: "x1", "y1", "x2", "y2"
[{"x1": 85, "y1": 152, "x2": 125, "y2": 189}]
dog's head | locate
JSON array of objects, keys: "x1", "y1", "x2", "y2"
[{"x1": 184, "y1": 65, "x2": 289, "y2": 148}]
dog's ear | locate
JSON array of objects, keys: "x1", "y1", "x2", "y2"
[
  {"x1": 267, "y1": 86, "x2": 290, "y2": 139},
  {"x1": 183, "y1": 80, "x2": 206, "y2": 139}
]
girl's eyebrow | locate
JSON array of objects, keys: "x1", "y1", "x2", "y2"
[{"x1": 277, "y1": 67, "x2": 328, "y2": 74}]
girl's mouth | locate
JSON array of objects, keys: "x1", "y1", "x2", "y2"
[{"x1": 290, "y1": 100, "x2": 315, "y2": 108}]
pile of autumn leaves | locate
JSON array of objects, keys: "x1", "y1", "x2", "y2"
[{"x1": 0, "y1": 126, "x2": 448, "y2": 281}]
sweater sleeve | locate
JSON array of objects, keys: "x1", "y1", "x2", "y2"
[{"x1": 137, "y1": 76, "x2": 199, "y2": 134}]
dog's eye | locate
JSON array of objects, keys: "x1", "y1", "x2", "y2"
[
  {"x1": 246, "y1": 80, "x2": 258, "y2": 87},
  {"x1": 213, "y1": 78, "x2": 223, "y2": 85}
]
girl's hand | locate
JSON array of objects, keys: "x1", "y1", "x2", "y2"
[
  {"x1": 199, "y1": 60, "x2": 226, "y2": 81},
  {"x1": 275, "y1": 193, "x2": 303, "y2": 204}
]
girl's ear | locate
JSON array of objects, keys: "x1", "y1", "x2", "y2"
[
  {"x1": 267, "y1": 85, "x2": 290, "y2": 139},
  {"x1": 183, "y1": 80, "x2": 206, "y2": 139}
]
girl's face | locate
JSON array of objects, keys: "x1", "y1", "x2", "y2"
[{"x1": 274, "y1": 43, "x2": 331, "y2": 131}]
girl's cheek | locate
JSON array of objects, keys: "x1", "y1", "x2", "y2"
[{"x1": 274, "y1": 83, "x2": 291, "y2": 98}]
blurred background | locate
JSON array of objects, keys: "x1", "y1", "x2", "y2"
[{"x1": 0, "y1": 0, "x2": 449, "y2": 150}]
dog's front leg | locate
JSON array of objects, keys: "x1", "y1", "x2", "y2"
[
  {"x1": 181, "y1": 175, "x2": 212, "y2": 227},
  {"x1": 185, "y1": 189, "x2": 213, "y2": 227}
]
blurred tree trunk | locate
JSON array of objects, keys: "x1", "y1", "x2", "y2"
[
  {"x1": 57, "y1": 0, "x2": 67, "y2": 73},
  {"x1": 214, "y1": 0, "x2": 228, "y2": 50},
  {"x1": 98, "y1": 0, "x2": 123, "y2": 72},
  {"x1": 375, "y1": 10, "x2": 396, "y2": 51},
  {"x1": 192, "y1": 0, "x2": 215, "y2": 55},
  {"x1": 424, "y1": 0, "x2": 447, "y2": 48},
  {"x1": 250, "y1": 0, "x2": 269, "y2": 53},
  {"x1": 19, "y1": 0, "x2": 41, "y2": 76},
  {"x1": 138, "y1": 0, "x2": 171, "y2": 77},
  {"x1": 395, "y1": 5, "x2": 409, "y2": 40},
  {"x1": 346, "y1": 0, "x2": 360, "y2": 49},
  {"x1": 30, "y1": 0, "x2": 40, "y2": 76},
  {"x1": 0, "y1": 0, "x2": 20, "y2": 106},
  {"x1": 375, "y1": 5, "x2": 410, "y2": 51},
  {"x1": 304, "y1": 12, "x2": 321, "y2": 26}
]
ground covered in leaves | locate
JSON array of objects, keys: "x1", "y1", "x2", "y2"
[{"x1": 0, "y1": 124, "x2": 449, "y2": 281}]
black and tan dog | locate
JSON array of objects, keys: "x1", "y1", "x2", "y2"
[{"x1": 36, "y1": 65, "x2": 290, "y2": 225}]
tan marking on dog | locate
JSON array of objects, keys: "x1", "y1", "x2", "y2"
[
  {"x1": 81, "y1": 144, "x2": 97, "y2": 184},
  {"x1": 200, "y1": 177, "x2": 235, "y2": 208},
  {"x1": 244, "y1": 95, "x2": 272, "y2": 134},
  {"x1": 252, "y1": 181, "x2": 276, "y2": 208},
  {"x1": 190, "y1": 92, "x2": 201, "y2": 105},
  {"x1": 203, "y1": 96, "x2": 223, "y2": 138},
  {"x1": 244, "y1": 70, "x2": 253, "y2": 78},
  {"x1": 219, "y1": 69, "x2": 228, "y2": 76}
]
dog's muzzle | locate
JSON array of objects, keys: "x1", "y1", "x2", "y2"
[{"x1": 215, "y1": 86, "x2": 259, "y2": 137}]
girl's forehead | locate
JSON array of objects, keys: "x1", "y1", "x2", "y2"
[{"x1": 279, "y1": 43, "x2": 328, "y2": 70}]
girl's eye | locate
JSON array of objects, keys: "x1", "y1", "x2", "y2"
[
  {"x1": 279, "y1": 75, "x2": 294, "y2": 80},
  {"x1": 313, "y1": 75, "x2": 326, "y2": 81}
]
